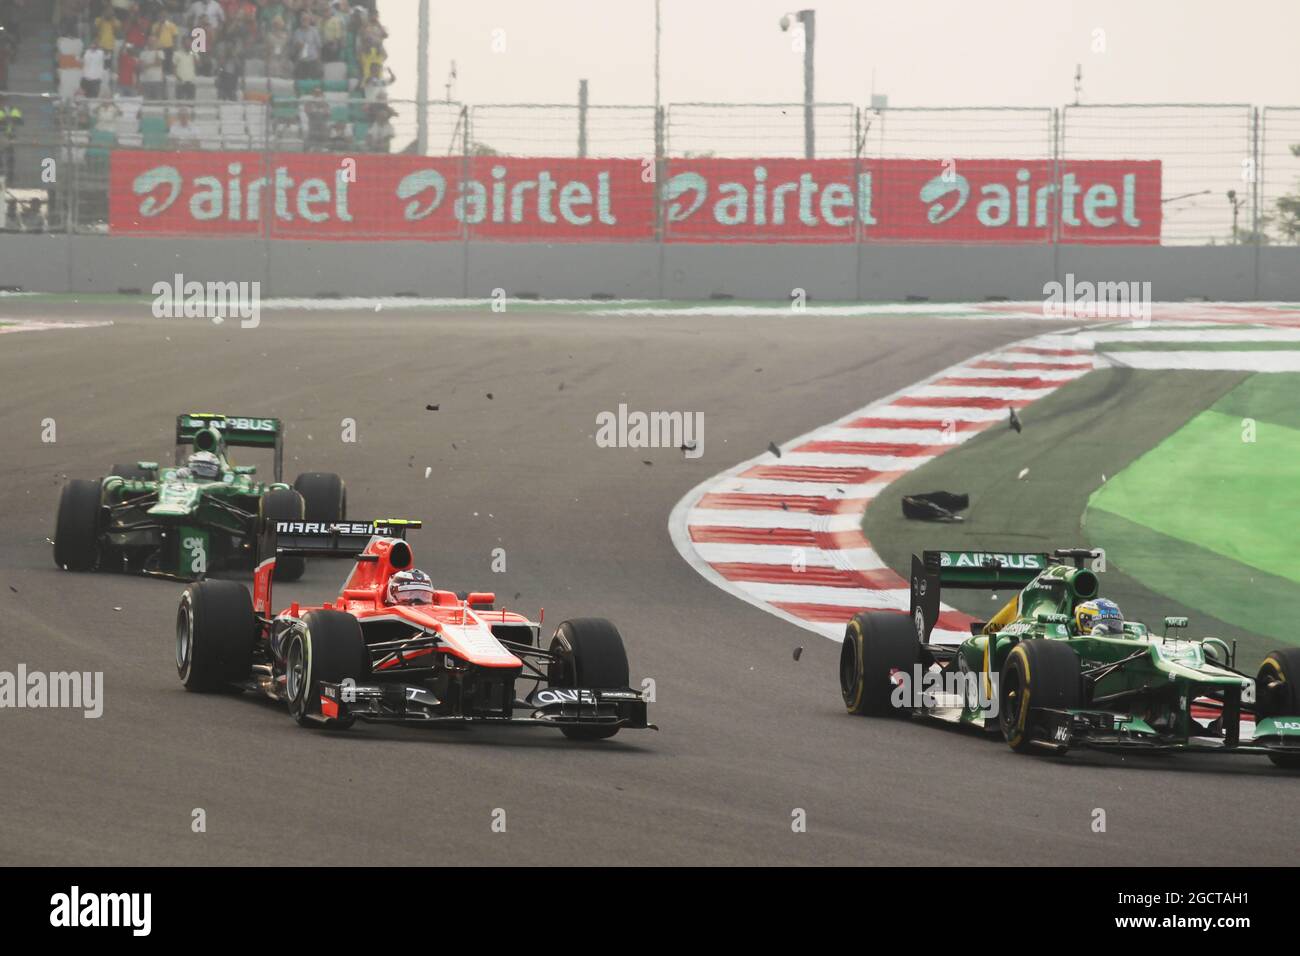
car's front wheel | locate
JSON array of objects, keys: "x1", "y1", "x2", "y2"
[
  {"x1": 1257, "y1": 648, "x2": 1300, "y2": 769},
  {"x1": 548, "y1": 618, "x2": 629, "y2": 741},
  {"x1": 53, "y1": 479, "x2": 103, "y2": 572},
  {"x1": 285, "y1": 610, "x2": 371, "y2": 728},
  {"x1": 999, "y1": 639, "x2": 1081, "y2": 754}
]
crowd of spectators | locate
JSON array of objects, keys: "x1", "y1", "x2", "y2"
[{"x1": 50, "y1": 0, "x2": 398, "y2": 152}]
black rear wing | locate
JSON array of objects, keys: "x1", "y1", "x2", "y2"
[
  {"x1": 174, "y1": 413, "x2": 283, "y2": 481},
  {"x1": 910, "y1": 550, "x2": 1051, "y2": 642},
  {"x1": 262, "y1": 520, "x2": 422, "y2": 560}
]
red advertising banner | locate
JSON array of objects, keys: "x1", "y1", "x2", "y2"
[{"x1": 109, "y1": 151, "x2": 1160, "y2": 243}]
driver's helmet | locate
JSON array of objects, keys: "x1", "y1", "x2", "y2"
[
  {"x1": 386, "y1": 569, "x2": 434, "y2": 606},
  {"x1": 187, "y1": 451, "x2": 221, "y2": 480},
  {"x1": 1075, "y1": 598, "x2": 1124, "y2": 635}
]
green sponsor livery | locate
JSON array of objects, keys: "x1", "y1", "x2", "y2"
[
  {"x1": 840, "y1": 547, "x2": 1300, "y2": 768},
  {"x1": 53, "y1": 413, "x2": 347, "y2": 582}
]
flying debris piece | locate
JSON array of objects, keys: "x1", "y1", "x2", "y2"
[
  {"x1": 1017, "y1": 467, "x2": 1030, "y2": 480},
  {"x1": 681, "y1": 440, "x2": 697, "y2": 455},
  {"x1": 485, "y1": 392, "x2": 494, "y2": 400},
  {"x1": 642, "y1": 460, "x2": 653, "y2": 466},
  {"x1": 425, "y1": 404, "x2": 439, "y2": 411},
  {"x1": 767, "y1": 441, "x2": 782, "y2": 458},
  {"x1": 793, "y1": 646, "x2": 803, "y2": 662},
  {"x1": 558, "y1": 382, "x2": 565, "y2": 391},
  {"x1": 1009, "y1": 407, "x2": 1022, "y2": 433},
  {"x1": 780, "y1": 501, "x2": 789, "y2": 511},
  {"x1": 8, "y1": 586, "x2": 16, "y2": 593},
  {"x1": 424, "y1": 466, "x2": 432, "y2": 478},
  {"x1": 902, "y1": 491, "x2": 969, "y2": 522}
]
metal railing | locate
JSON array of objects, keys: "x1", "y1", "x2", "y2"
[{"x1": 2, "y1": 92, "x2": 1299, "y2": 246}]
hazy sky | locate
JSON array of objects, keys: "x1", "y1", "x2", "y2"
[{"x1": 376, "y1": 0, "x2": 1300, "y2": 108}]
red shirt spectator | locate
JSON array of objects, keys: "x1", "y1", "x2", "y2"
[
  {"x1": 126, "y1": 15, "x2": 151, "y2": 49},
  {"x1": 118, "y1": 46, "x2": 139, "y2": 92}
]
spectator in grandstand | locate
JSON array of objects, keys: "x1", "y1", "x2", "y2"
[
  {"x1": 125, "y1": 6, "x2": 152, "y2": 51},
  {"x1": 150, "y1": 12, "x2": 179, "y2": 76},
  {"x1": 116, "y1": 43, "x2": 139, "y2": 96},
  {"x1": 321, "y1": 1, "x2": 347, "y2": 61},
  {"x1": 172, "y1": 43, "x2": 196, "y2": 99},
  {"x1": 357, "y1": 35, "x2": 384, "y2": 87},
  {"x1": 290, "y1": 11, "x2": 322, "y2": 80},
  {"x1": 138, "y1": 39, "x2": 165, "y2": 99},
  {"x1": 81, "y1": 44, "x2": 107, "y2": 98},
  {"x1": 258, "y1": 0, "x2": 288, "y2": 36},
  {"x1": 363, "y1": 61, "x2": 395, "y2": 103},
  {"x1": 92, "y1": 93, "x2": 121, "y2": 131},
  {"x1": 169, "y1": 107, "x2": 200, "y2": 148},
  {"x1": 263, "y1": 14, "x2": 292, "y2": 78},
  {"x1": 215, "y1": 48, "x2": 241, "y2": 100},
  {"x1": 302, "y1": 85, "x2": 329, "y2": 150},
  {"x1": 93, "y1": 8, "x2": 122, "y2": 68},
  {"x1": 0, "y1": 94, "x2": 22, "y2": 182},
  {"x1": 365, "y1": 104, "x2": 395, "y2": 154}
]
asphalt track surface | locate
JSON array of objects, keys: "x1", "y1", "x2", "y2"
[{"x1": 0, "y1": 300, "x2": 1293, "y2": 866}]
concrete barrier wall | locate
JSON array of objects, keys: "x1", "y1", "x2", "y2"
[{"x1": 1, "y1": 235, "x2": 1297, "y2": 301}]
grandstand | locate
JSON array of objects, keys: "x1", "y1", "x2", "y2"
[{"x1": 0, "y1": 0, "x2": 393, "y2": 199}]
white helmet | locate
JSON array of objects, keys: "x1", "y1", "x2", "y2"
[
  {"x1": 387, "y1": 569, "x2": 434, "y2": 606},
  {"x1": 187, "y1": 451, "x2": 221, "y2": 480}
]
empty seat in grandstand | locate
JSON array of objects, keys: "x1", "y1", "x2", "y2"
[
  {"x1": 269, "y1": 77, "x2": 295, "y2": 97},
  {"x1": 323, "y1": 61, "x2": 349, "y2": 83},
  {"x1": 244, "y1": 58, "x2": 268, "y2": 79},
  {"x1": 295, "y1": 79, "x2": 323, "y2": 96},
  {"x1": 244, "y1": 76, "x2": 270, "y2": 95}
]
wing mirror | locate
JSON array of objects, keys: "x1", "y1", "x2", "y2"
[
  {"x1": 136, "y1": 461, "x2": 159, "y2": 471},
  {"x1": 233, "y1": 465, "x2": 256, "y2": 475},
  {"x1": 1201, "y1": 637, "x2": 1234, "y2": 667}
]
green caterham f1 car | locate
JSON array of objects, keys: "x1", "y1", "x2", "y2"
[
  {"x1": 53, "y1": 413, "x2": 347, "y2": 582},
  {"x1": 839, "y1": 548, "x2": 1300, "y2": 768}
]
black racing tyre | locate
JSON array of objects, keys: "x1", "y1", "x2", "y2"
[
  {"x1": 285, "y1": 610, "x2": 371, "y2": 728},
  {"x1": 999, "y1": 639, "x2": 1081, "y2": 754},
  {"x1": 840, "y1": 611, "x2": 920, "y2": 717},
  {"x1": 176, "y1": 580, "x2": 257, "y2": 692},
  {"x1": 293, "y1": 472, "x2": 346, "y2": 523},
  {"x1": 1256, "y1": 648, "x2": 1300, "y2": 769},
  {"x1": 259, "y1": 488, "x2": 306, "y2": 582},
  {"x1": 53, "y1": 479, "x2": 103, "y2": 572},
  {"x1": 110, "y1": 463, "x2": 154, "y2": 481},
  {"x1": 548, "y1": 618, "x2": 630, "y2": 741}
]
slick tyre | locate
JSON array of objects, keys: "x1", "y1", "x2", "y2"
[
  {"x1": 548, "y1": 618, "x2": 629, "y2": 741},
  {"x1": 285, "y1": 610, "x2": 370, "y2": 729},
  {"x1": 53, "y1": 478, "x2": 103, "y2": 572},
  {"x1": 259, "y1": 488, "x2": 306, "y2": 582},
  {"x1": 999, "y1": 639, "x2": 1081, "y2": 754},
  {"x1": 840, "y1": 611, "x2": 920, "y2": 717},
  {"x1": 1256, "y1": 648, "x2": 1300, "y2": 769},
  {"x1": 293, "y1": 472, "x2": 346, "y2": 523},
  {"x1": 177, "y1": 580, "x2": 257, "y2": 692}
]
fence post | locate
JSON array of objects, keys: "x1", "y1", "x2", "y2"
[
  {"x1": 1252, "y1": 106, "x2": 1261, "y2": 298},
  {"x1": 1052, "y1": 106, "x2": 1061, "y2": 285},
  {"x1": 577, "y1": 80, "x2": 588, "y2": 159}
]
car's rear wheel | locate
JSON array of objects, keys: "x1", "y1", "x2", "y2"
[
  {"x1": 177, "y1": 580, "x2": 257, "y2": 691},
  {"x1": 259, "y1": 488, "x2": 306, "y2": 581},
  {"x1": 293, "y1": 472, "x2": 346, "y2": 523},
  {"x1": 1256, "y1": 648, "x2": 1300, "y2": 768},
  {"x1": 840, "y1": 611, "x2": 920, "y2": 716},
  {"x1": 285, "y1": 610, "x2": 371, "y2": 728},
  {"x1": 53, "y1": 478, "x2": 103, "y2": 572},
  {"x1": 999, "y1": 639, "x2": 1081, "y2": 754},
  {"x1": 548, "y1": 618, "x2": 629, "y2": 741}
]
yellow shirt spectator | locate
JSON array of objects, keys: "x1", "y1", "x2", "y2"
[
  {"x1": 96, "y1": 15, "x2": 121, "y2": 51},
  {"x1": 359, "y1": 46, "x2": 384, "y2": 80},
  {"x1": 154, "y1": 19, "x2": 179, "y2": 50}
]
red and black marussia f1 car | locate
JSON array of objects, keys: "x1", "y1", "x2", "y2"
[{"x1": 174, "y1": 520, "x2": 655, "y2": 740}]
